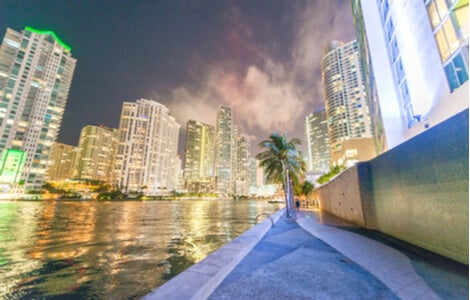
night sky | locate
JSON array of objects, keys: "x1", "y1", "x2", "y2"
[{"x1": 0, "y1": 0, "x2": 355, "y2": 156}]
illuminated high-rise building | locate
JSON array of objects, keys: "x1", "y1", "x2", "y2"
[
  {"x1": 0, "y1": 27, "x2": 76, "y2": 196},
  {"x1": 351, "y1": 0, "x2": 468, "y2": 148},
  {"x1": 322, "y1": 40, "x2": 376, "y2": 167},
  {"x1": 249, "y1": 158, "x2": 258, "y2": 194},
  {"x1": 234, "y1": 135, "x2": 251, "y2": 196},
  {"x1": 183, "y1": 120, "x2": 215, "y2": 193},
  {"x1": 75, "y1": 125, "x2": 120, "y2": 183},
  {"x1": 45, "y1": 142, "x2": 78, "y2": 182},
  {"x1": 305, "y1": 108, "x2": 330, "y2": 173},
  {"x1": 214, "y1": 106, "x2": 234, "y2": 196},
  {"x1": 117, "y1": 99, "x2": 180, "y2": 195}
]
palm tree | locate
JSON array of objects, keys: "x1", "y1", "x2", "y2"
[
  {"x1": 256, "y1": 132, "x2": 306, "y2": 217},
  {"x1": 301, "y1": 180, "x2": 315, "y2": 207}
]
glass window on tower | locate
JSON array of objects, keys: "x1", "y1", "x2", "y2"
[
  {"x1": 451, "y1": 0, "x2": 469, "y2": 37},
  {"x1": 443, "y1": 17, "x2": 459, "y2": 53},
  {"x1": 381, "y1": 0, "x2": 390, "y2": 22},
  {"x1": 390, "y1": 36, "x2": 399, "y2": 62},
  {"x1": 427, "y1": 1, "x2": 442, "y2": 28},
  {"x1": 436, "y1": 0, "x2": 450, "y2": 18},
  {"x1": 386, "y1": 18, "x2": 394, "y2": 41},
  {"x1": 436, "y1": 27, "x2": 451, "y2": 61},
  {"x1": 444, "y1": 51, "x2": 469, "y2": 92}
]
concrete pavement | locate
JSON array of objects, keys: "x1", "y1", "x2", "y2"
[{"x1": 144, "y1": 209, "x2": 468, "y2": 300}]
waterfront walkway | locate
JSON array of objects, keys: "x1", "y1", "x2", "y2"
[{"x1": 145, "y1": 209, "x2": 468, "y2": 300}]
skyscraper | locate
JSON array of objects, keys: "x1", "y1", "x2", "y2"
[
  {"x1": 234, "y1": 135, "x2": 251, "y2": 196},
  {"x1": 183, "y1": 120, "x2": 215, "y2": 193},
  {"x1": 351, "y1": 0, "x2": 468, "y2": 148},
  {"x1": 214, "y1": 106, "x2": 234, "y2": 196},
  {"x1": 116, "y1": 99, "x2": 180, "y2": 195},
  {"x1": 305, "y1": 108, "x2": 330, "y2": 173},
  {"x1": 0, "y1": 27, "x2": 76, "y2": 196},
  {"x1": 321, "y1": 40, "x2": 376, "y2": 167},
  {"x1": 75, "y1": 125, "x2": 120, "y2": 184},
  {"x1": 45, "y1": 142, "x2": 78, "y2": 182}
]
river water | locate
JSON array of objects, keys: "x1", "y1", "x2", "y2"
[{"x1": 0, "y1": 199, "x2": 282, "y2": 299}]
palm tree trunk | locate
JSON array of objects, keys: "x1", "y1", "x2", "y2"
[{"x1": 282, "y1": 160, "x2": 290, "y2": 217}]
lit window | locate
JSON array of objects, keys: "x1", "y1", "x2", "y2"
[
  {"x1": 345, "y1": 149, "x2": 358, "y2": 158},
  {"x1": 443, "y1": 17, "x2": 459, "y2": 53},
  {"x1": 452, "y1": 2, "x2": 469, "y2": 38},
  {"x1": 436, "y1": 27, "x2": 450, "y2": 61},
  {"x1": 435, "y1": 0, "x2": 449, "y2": 19},
  {"x1": 427, "y1": 1, "x2": 441, "y2": 28}
]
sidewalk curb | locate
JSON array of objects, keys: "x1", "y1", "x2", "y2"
[{"x1": 143, "y1": 208, "x2": 285, "y2": 300}]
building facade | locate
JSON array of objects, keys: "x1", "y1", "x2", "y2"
[
  {"x1": 214, "y1": 106, "x2": 235, "y2": 196},
  {"x1": 234, "y1": 135, "x2": 251, "y2": 196},
  {"x1": 305, "y1": 108, "x2": 330, "y2": 173},
  {"x1": 74, "y1": 125, "x2": 120, "y2": 184},
  {"x1": 0, "y1": 27, "x2": 76, "y2": 196},
  {"x1": 321, "y1": 40, "x2": 376, "y2": 167},
  {"x1": 351, "y1": 0, "x2": 468, "y2": 148},
  {"x1": 45, "y1": 142, "x2": 78, "y2": 182},
  {"x1": 116, "y1": 99, "x2": 180, "y2": 195},
  {"x1": 183, "y1": 120, "x2": 215, "y2": 193}
]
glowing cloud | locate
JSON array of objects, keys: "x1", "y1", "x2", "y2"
[{"x1": 147, "y1": 1, "x2": 355, "y2": 153}]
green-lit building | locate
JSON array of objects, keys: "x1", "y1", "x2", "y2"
[{"x1": 0, "y1": 27, "x2": 76, "y2": 197}]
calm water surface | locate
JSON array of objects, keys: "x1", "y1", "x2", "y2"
[{"x1": 0, "y1": 199, "x2": 282, "y2": 299}]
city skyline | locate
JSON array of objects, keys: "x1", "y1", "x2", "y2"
[{"x1": 0, "y1": 1, "x2": 356, "y2": 155}]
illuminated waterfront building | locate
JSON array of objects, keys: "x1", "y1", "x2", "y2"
[
  {"x1": 305, "y1": 108, "x2": 330, "y2": 173},
  {"x1": 74, "y1": 125, "x2": 120, "y2": 184},
  {"x1": 117, "y1": 99, "x2": 180, "y2": 195},
  {"x1": 321, "y1": 40, "x2": 376, "y2": 167},
  {"x1": 183, "y1": 120, "x2": 215, "y2": 193},
  {"x1": 0, "y1": 149, "x2": 27, "y2": 187},
  {"x1": 234, "y1": 135, "x2": 251, "y2": 196},
  {"x1": 249, "y1": 158, "x2": 258, "y2": 195},
  {"x1": 214, "y1": 106, "x2": 235, "y2": 196},
  {"x1": 45, "y1": 142, "x2": 78, "y2": 181},
  {"x1": 351, "y1": 0, "x2": 468, "y2": 148},
  {"x1": 0, "y1": 27, "x2": 76, "y2": 196}
]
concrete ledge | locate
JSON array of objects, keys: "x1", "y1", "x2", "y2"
[{"x1": 143, "y1": 208, "x2": 284, "y2": 300}]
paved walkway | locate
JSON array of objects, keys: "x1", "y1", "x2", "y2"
[
  {"x1": 208, "y1": 210, "x2": 468, "y2": 300},
  {"x1": 145, "y1": 209, "x2": 468, "y2": 300}
]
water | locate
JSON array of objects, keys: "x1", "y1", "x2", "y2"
[{"x1": 0, "y1": 199, "x2": 282, "y2": 299}]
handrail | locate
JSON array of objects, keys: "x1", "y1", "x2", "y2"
[{"x1": 255, "y1": 212, "x2": 274, "y2": 226}]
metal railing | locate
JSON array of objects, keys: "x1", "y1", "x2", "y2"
[{"x1": 255, "y1": 212, "x2": 274, "y2": 226}]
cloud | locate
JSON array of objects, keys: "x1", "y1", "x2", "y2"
[
  {"x1": 292, "y1": 1, "x2": 357, "y2": 109},
  {"x1": 214, "y1": 64, "x2": 304, "y2": 134},
  {"x1": 148, "y1": 1, "x2": 355, "y2": 154},
  {"x1": 293, "y1": 1, "x2": 356, "y2": 73},
  {"x1": 167, "y1": 85, "x2": 219, "y2": 127}
]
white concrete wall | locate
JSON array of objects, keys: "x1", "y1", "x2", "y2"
[
  {"x1": 313, "y1": 110, "x2": 469, "y2": 264},
  {"x1": 313, "y1": 166, "x2": 366, "y2": 227}
]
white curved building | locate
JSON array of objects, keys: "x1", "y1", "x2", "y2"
[{"x1": 351, "y1": 0, "x2": 468, "y2": 148}]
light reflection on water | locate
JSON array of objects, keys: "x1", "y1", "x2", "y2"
[{"x1": 0, "y1": 199, "x2": 281, "y2": 299}]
